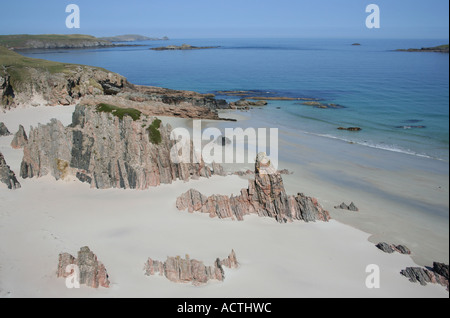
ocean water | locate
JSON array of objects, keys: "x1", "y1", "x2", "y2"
[{"x1": 20, "y1": 38, "x2": 449, "y2": 161}]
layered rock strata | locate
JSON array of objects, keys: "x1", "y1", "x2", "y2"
[
  {"x1": 400, "y1": 263, "x2": 449, "y2": 291},
  {"x1": 20, "y1": 105, "x2": 224, "y2": 189},
  {"x1": 0, "y1": 152, "x2": 21, "y2": 190},
  {"x1": 176, "y1": 153, "x2": 330, "y2": 223},
  {"x1": 376, "y1": 242, "x2": 411, "y2": 254},
  {"x1": 144, "y1": 250, "x2": 238, "y2": 286},
  {"x1": 57, "y1": 246, "x2": 110, "y2": 288}
]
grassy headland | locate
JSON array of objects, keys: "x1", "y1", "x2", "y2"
[
  {"x1": 0, "y1": 34, "x2": 113, "y2": 50},
  {"x1": 396, "y1": 44, "x2": 449, "y2": 53}
]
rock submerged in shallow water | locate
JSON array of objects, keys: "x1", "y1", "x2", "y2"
[
  {"x1": 395, "y1": 125, "x2": 426, "y2": 129},
  {"x1": 0, "y1": 152, "x2": 21, "y2": 190},
  {"x1": 334, "y1": 202, "x2": 359, "y2": 211},
  {"x1": 176, "y1": 153, "x2": 330, "y2": 223},
  {"x1": 10, "y1": 125, "x2": 28, "y2": 149},
  {"x1": 0, "y1": 122, "x2": 11, "y2": 136},
  {"x1": 57, "y1": 246, "x2": 110, "y2": 288},
  {"x1": 301, "y1": 101, "x2": 345, "y2": 109},
  {"x1": 144, "y1": 250, "x2": 238, "y2": 286},
  {"x1": 337, "y1": 127, "x2": 362, "y2": 131},
  {"x1": 215, "y1": 136, "x2": 232, "y2": 146},
  {"x1": 230, "y1": 99, "x2": 268, "y2": 107}
]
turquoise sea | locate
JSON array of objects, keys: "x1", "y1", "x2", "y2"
[{"x1": 21, "y1": 38, "x2": 449, "y2": 161}]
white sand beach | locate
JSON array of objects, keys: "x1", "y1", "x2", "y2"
[{"x1": 0, "y1": 106, "x2": 448, "y2": 298}]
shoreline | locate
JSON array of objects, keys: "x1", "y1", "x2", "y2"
[
  {"x1": 0, "y1": 103, "x2": 448, "y2": 297},
  {"x1": 213, "y1": 109, "x2": 449, "y2": 267}
]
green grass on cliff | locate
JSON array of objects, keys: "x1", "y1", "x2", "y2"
[
  {"x1": 0, "y1": 46, "x2": 109, "y2": 94},
  {"x1": 96, "y1": 103, "x2": 142, "y2": 121},
  {"x1": 0, "y1": 34, "x2": 109, "y2": 49},
  {"x1": 147, "y1": 118, "x2": 162, "y2": 144}
]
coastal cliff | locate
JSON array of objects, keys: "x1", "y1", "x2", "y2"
[
  {"x1": 0, "y1": 34, "x2": 117, "y2": 50},
  {"x1": 20, "y1": 105, "x2": 224, "y2": 189},
  {"x1": 0, "y1": 46, "x2": 229, "y2": 117}
]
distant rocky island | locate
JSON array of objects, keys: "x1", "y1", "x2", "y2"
[
  {"x1": 0, "y1": 34, "x2": 138, "y2": 50},
  {"x1": 396, "y1": 44, "x2": 449, "y2": 53},
  {"x1": 150, "y1": 44, "x2": 220, "y2": 51},
  {"x1": 100, "y1": 34, "x2": 169, "y2": 42}
]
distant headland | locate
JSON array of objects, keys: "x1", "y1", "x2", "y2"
[
  {"x1": 0, "y1": 34, "x2": 141, "y2": 50},
  {"x1": 396, "y1": 44, "x2": 449, "y2": 53},
  {"x1": 99, "y1": 34, "x2": 169, "y2": 42}
]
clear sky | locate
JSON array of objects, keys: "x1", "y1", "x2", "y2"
[{"x1": 0, "y1": 0, "x2": 448, "y2": 39}]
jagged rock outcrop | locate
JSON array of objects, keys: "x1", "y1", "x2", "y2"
[
  {"x1": 20, "y1": 105, "x2": 223, "y2": 189},
  {"x1": 0, "y1": 152, "x2": 21, "y2": 190},
  {"x1": 10, "y1": 125, "x2": 28, "y2": 149},
  {"x1": 376, "y1": 242, "x2": 411, "y2": 254},
  {"x1": 220, "y1": 250, "x2": 239, "y2": 269},
  {"x1": 401, "y1": 265, "x2": 449, "y2": 291},
  {"x1": 334, "y1": 202, "x2": 359, "y2": 211},
  {"x1": 144, "y1": 255, "x2": 225, "y2": 286},
  {"x1": 0, "y1": 122, "x2": 11, "y2": 136},
  {"x1": 144, "y1": 250, "x2": 238, "y2": 286},
  {"x1": 176, "y1": 153, "x2": 330, "y2": 223},
  {"x1": 433, "y1": 262, "x2": 449, "y2": 280},
  {"x1": 57, "y1": 246, "x2": 110, "y2": 288}
]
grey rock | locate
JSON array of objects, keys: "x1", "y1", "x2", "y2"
[
  {"x1": 0, "y1": 122, "x2": 11, "y2": 136},
  {"x1": 433, "y1": 262, "x2": 449, "y2": 280},
  {"x1": 20, "y1": 105, "x2": 224, "y2": 189},
  {"x1": 0, "y1": 152, "x2": 21, "y2": 190},
  {"x1": 334, "y1": 202, "x2": 359, "y2": 211},
  {"x1": 376, "y1": 242, "x2": 395, "y2": 254},
  {"x1": 376, "y1": 242, "x2": 411, "y2": 255},
  {"x1": 400, "y1": 267, "x2": 432, "y2": 286}
]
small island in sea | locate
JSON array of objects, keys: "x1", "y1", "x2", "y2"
[
  {"x1": 150, "y1": 44, "x2": 220, "y2": 51},
  {"x1": 396, "y1": 44, "x2": 449, "y2": 53}
]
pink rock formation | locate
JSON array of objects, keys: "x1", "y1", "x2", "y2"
[
  {"x1": 221, "y1": 250, "x2": 239, "y2": 269},
  {"x1": 10, "y1": 125, "x2": 28, "y2": 149},
  {"x1": 177, "y1": 153, "x2": 330, "y2": 223},
  {"x1": 144, "y1": 254, "x2": 228, "y2": 286},
  {"x1": 57, "y1": 246, "x2": 110, "y2": 288}
]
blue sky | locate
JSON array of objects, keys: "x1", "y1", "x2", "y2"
[{"x1": 0, "y1": 0, "x2": 448, "y2": 39}]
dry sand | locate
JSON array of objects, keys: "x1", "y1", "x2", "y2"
[{"x1": 0, "y1": 106, "x2": 448, "y2": 298}]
